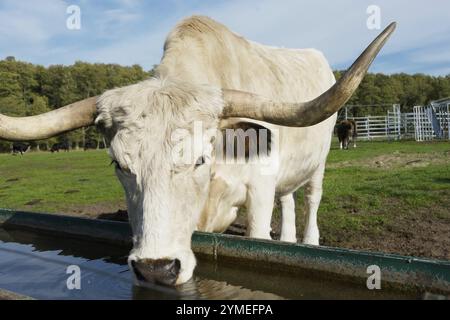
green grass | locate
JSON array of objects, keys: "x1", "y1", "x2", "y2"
[
  {"x1": 319, "y1": 163, "x2": 449, "y2": 236},
  {"x1": 0, "y1": 150, "x2": 124, "y2": 213},
  {"x1": 0, "y1": 141, "x2": 448, "y2": 219},
  {"x1": 310, "y1": 140, "x2": 450, "y2": 250}
]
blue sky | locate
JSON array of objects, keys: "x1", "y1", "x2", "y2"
[{"x1": 0, "y1": 0, "x2": 449, "y2": 75}]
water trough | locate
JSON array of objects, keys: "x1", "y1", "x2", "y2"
[{"x1": 0, "y1": 209, "x2": 449, "y2": 299}]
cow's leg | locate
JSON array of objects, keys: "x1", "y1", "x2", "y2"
[
  {"x1": 303, "y1": 165, "x2": 324, "y2": 245},
  {"x1": 246, "y1": 182, "x2": 275, "y2": 240},
  {"x1": 280, "y1": 193, "x2": 297, "y2": 243}
]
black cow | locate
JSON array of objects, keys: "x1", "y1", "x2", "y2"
[
  {"x1": 12, "y1": 143, "x2": 30, "y2": 155},
  {"x1": 50, "y1": 142, "x2": 70, "y2": 153},
  {"x1": 337, "y1": 120, "x2": 357, "y2": 150}
]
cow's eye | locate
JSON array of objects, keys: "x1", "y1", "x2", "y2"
[{"x1": 195, "y1": 156, "x2": 206, "y2": 168}]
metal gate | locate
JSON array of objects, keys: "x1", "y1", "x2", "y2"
[
  {"x1": 414, "y1": 104, "x2": 450, "y2": 142},
  {"x1": 343, "y1": 105, "x2": 401, "y2": 140}
]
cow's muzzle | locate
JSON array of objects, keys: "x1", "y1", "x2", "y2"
[{"x1": 131, "y1": 258, "x2": 181, "y2": 286}]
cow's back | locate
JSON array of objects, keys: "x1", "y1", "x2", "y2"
[{"x1": 158, "y1": 16, "x2": 335, "y2": 102}]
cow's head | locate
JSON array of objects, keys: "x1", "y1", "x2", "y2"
[
  {"x1": 0, "y1": 23, "x2": 395, "y2": 285},
  {"x1": 95, "y1": 79, "x2": 223, "y2": 285}
]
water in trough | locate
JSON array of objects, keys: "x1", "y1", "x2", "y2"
[{"x1": 0, "y1": 227, "x2": 419, "y2": 300}]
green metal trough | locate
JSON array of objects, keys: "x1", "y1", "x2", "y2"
[{"x1": 0, "y1": 209, "x2": 449, "y2": 294}]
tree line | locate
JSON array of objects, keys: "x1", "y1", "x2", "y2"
[
  {"x1": 0, "y1": 56, "x2": 153, "y2": 152},
  {"x1": 334, "y1": 70, "x2": 450, "y2": 116},
  {"x1": 1, "y1": 56, "x2": 449, "y2": 152}
]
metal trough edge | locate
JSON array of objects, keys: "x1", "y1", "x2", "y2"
[{"x1": 0, "y1": 209, "x2": 449, "y2": 294}]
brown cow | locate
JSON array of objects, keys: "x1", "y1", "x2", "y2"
[{"x1": 337, "y1": 120, "x2": 357, "y2": 150}]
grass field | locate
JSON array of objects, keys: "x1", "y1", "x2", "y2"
[{"x1": 0, "y1": 140, "x2": 449, "y2": 259}]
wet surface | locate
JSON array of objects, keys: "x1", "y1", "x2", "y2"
[{"x1": 0, "y1": 228, "x2": 420, "y2": 300}]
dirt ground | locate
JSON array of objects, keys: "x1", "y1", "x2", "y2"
[
  {"x1": 327, "y1": 150, "x2": 450, "y2": 170},
  {"x1": 349, "y1": 210, "x2": 450, "y2": 260}
]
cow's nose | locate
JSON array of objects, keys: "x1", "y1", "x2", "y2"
[{"x1": 131, "y1": 258, "x2": 181, "y2": 286}]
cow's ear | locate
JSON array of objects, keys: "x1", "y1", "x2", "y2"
[{"x1": 218, "y1": 121, "x2": 272, "y2": 160}]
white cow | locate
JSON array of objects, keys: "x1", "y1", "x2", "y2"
[{"x1": 0, "y1": 16, "x2": 396, "y2": 285}]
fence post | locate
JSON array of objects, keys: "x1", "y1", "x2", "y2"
[
  {"x1": 394, "y1": 104, "x2": 401, "y2": 140},
  {"x1": 386, "y1": 115, "x2": 389, "y2": 140},
  {"x1": 419, "y1": 106, "x2": 423, "y2": 141},
  {"x1": 447, "y1": 104, "x2": 450, "y2": 140},
  {"x1": 414, "y1": 106, "x2": 420, "y2": 142}
]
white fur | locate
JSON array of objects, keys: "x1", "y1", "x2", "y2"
[
  {"x1": 96, "y1": 16, "x2": 337, "y2": 284},
  {"x1": 280, "y1": 194, "x2": 297, "y2": 243}
]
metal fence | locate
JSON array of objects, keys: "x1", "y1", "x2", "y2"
[
  {"x1": 338, "y1": 102, "x2": 450, "y2": 141},
  {"x1": 340, "y1": 105, "x2": 402, "y2": 140},
  {"x1": 413, "y1": 105, "x2": 450, "y2": 141}
]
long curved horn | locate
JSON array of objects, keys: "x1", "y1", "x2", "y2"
[
  {"x1": 222, "y1": 22, "x2": 397, "y2": 127},
  {"x1": 0, "y1": 97, "x2": 97, "y2": 141}
]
